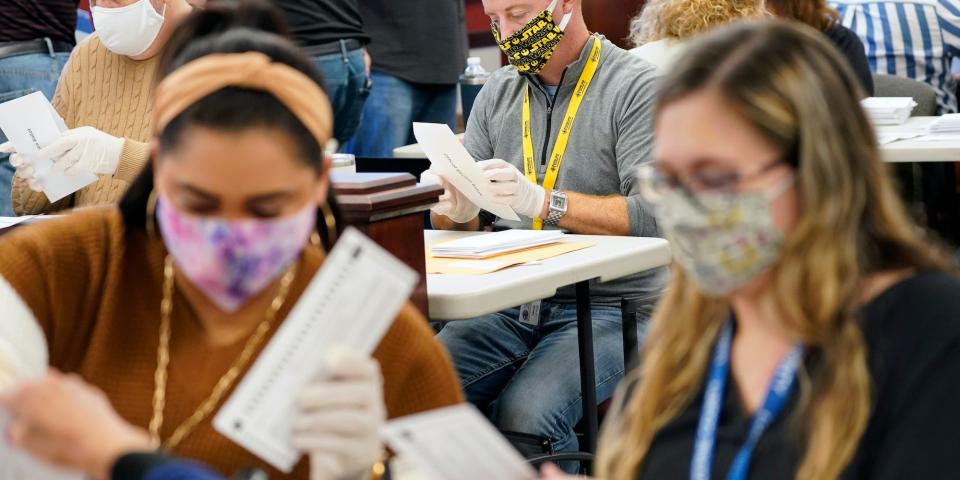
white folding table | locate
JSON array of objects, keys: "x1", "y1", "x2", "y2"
[
  {"x1": 879, "y1": 117, "x2": 960, "y2": 163},
  {"x1": 424, "y1": 230, "x2": 671, "y2": 456}
]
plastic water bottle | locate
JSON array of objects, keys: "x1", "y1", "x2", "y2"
[{"x1": 460, "y1": 57, "x2": 490, "y2": 127}]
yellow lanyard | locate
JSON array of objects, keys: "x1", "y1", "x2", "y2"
[{"x1": 522, "y1": 36, "x2": 602, "y2": 229}]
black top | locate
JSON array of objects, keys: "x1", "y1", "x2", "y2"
[
  {"x1": 273, "y1": 0, "x2": 369, "y2": 48},
  {"x1": 825, "y1": 23, "x2": 875, "y2": 96},
  {"x1": 639, "y1": 272, "x2": 960, "y2": 480},
  {"x1": 360, "y1": 0, "x2": 469, "y2": 85},
  {"x1": 0, "y1": 0, "x2": 77, "y2": 46}
]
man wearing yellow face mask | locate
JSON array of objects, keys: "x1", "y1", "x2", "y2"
[
  {"x1": 427, "y1": 0, "x2": 665, "y2": 471},
  {"x1": 1, "y1": 0, "x2": 194, "y2": 216}
]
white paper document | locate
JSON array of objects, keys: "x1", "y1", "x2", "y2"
[
  {"x1": 412, "y1": 123, "x2": 521, "y2": 221},
  {"x1": 381, "y1": 405, "x2": 538, "y2": 480},
  {"x1": 0, "y1": 92, "x2": 97, "y2": 203},
  {"x1": 0, "y1": 216, "x2": 32, "y2": 230},
  {"x1": 0, "y1": 215, "x2": 50, "y2": 230},
  {"x1": 431, "y1": 230, "x2": 564, "y2": 258},
  {"x1": 0, "y1": 276, "x2": 83, "y2": 480},
  {"x1": 926, "y1": 113, "x2": 960, "y2": 133},
  {"x1": 213, "y1": 227, "x2": 419, "y2": 472}
]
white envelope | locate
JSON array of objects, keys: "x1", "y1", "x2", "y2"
[
  {"x1": 0, "y1": 92, "x2": 97, "y2": 203},
  {"x1": 413, "y1": 123, "x2": 521, "y2": 221}
]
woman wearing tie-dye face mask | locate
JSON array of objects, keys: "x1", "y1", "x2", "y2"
[{"x1": 0, "y1": 3, "x2": 463, "y2": 480}]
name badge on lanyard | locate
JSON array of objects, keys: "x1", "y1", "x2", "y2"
[
  {"x1": 690, "y1": 321, "x2": 804, "y2": 480},
  {"x1": 519, "y1": 300, "x2": 542, "y2": 326}
]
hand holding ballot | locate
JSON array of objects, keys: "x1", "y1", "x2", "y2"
[
  {"x1": 412, "y1": 123, "x2": 521, "y2": 222},
  {"x1": 0, "y1": 92, "x2": 99, "y2": 202},
  {"x1": 9, "y1": 126, "x2": 124, "y2": 190},
  {"x1": 295, "y1": 350, "x2": 386, "y2": 480},
  {"x1": 478, "y1": 159, "x2": 546, "y2": 219},
  {"x1": 421, "y1": 169, "x2": 481, "y2": 223},
  {"x1": 0, "y1": 372, "x2": 152, "y2": 480}
]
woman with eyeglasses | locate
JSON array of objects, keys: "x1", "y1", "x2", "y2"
[
  {"x1": 553, "y1": 20, "x2": 960, "y2": 480},
  {"x1": 0, "y1": 3, "x2": 462, "y2": 480}
]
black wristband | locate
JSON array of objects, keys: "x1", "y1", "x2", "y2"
[{"x1": 111, "y1": 452, "x2": 178, "y2": 480}]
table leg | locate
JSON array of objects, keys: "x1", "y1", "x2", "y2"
[{"x1": 576, "y1": 280, "x2": 598, "y2": 455}]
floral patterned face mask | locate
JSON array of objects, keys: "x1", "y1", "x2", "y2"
[
  {"x1": 156, "y1": 195, "x2": 316, "y2": 312},
  {"x1": 654, "y1": 176, "x2": 795, "y2": 297}
]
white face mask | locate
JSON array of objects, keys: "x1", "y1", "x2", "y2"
[{"x1": 92, "y1": 0, "x2": 166, "y2": 57}]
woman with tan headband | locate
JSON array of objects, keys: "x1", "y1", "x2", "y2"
[{"x1": 0, "y1": 4, "x2": 462, "y2": 480}]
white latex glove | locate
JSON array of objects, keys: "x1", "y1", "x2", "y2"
[
  {"x1": 0, "y1": 143, "x2": 41, "y2": 192},
  {"x1": 294, "y1": 350, "x2": 386, "y2": 480},
  {"x1": 41, "y1": 126, "x2": 123, "y2": 177},
  {"x1": 421, "y1": 169, "x2": 480, "y2": 223},
  {"x1": 478, "y1": 159, "x2": 546, "y2": 219}
]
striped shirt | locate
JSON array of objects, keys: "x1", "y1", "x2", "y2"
[{"x1": 832, "y1": 0, "x2": 960, "y2": 113}]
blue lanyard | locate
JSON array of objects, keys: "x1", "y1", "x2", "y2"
[{"x1": 690, "y1": 321, "x2": 804, "y2": 480}]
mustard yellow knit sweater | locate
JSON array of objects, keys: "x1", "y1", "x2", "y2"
[
  {"x1": 0, "y1": 207, "x2": 464, "y2": 478},
  {"x1": 12, "y1": 35, "x2": 157, "y2": 215}
]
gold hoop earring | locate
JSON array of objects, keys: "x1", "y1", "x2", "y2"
[
  {"x1": 146, "y1": 189, "x2": 159, "y2": 240},
  {"x1": 310, "y1": 232, "x2": 322, "y2": 248},
  {"x1": 321, "y1": 203, "x2": 338, "y2": 246}
]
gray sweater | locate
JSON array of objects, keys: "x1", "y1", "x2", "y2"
[{"x1": 464, "y1": 34, "x2": 666, "y2": 308}]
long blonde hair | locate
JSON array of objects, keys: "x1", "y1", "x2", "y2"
[
  {"x1": 628, "y1": 0, "x2": 768, "y2": 46},
  {"x1": 598, "y1": 20, "x2": 953, "y2": 480}
]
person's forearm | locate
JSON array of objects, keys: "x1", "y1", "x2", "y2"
[
  {"x1": 430, "y1": 212, "x2": 482, "y2": 231},
  {"x1": 547, "y1": 192, "x2": 630, "y2": 236}
]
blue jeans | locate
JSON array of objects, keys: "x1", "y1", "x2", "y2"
[
  {"x1": 312, "y1": 45, "x2": 371, "y2": 146},
  {"x1": 0, "y1": 51, "x2": 71, "y2": 216},
  {"x1": 343, "y1": 72, "x2": 457, "y2": 157},
  {"x1": 437, "y1": 302, "x2": 644, "y2": 461}
]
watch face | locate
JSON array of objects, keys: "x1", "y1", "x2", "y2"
[{"x1": 551, "y1": 192, "x2": 567, "y2": 210}]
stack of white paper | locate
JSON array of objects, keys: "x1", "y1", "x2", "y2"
[
  {"x1": 431, "y1": 230, "x2": 564, "y2": 259},
  {"x1": 926, "y1": 113, "x2": 960, "y2": 134},
  {"x1": 861, "y1": 97, "x2": 917, "y2": 125},
  {"x1": 0, "y1": 92, "x2": 97, "y2": 203}
]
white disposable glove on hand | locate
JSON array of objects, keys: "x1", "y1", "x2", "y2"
[
  {"x1": 0, "y1": 142, "x2": 41, "y2": 192},
  {"x1": 45, "y1": 126, "x2": 124, "y2": 176},
  {"x1": 294, "y1": 350, "x2": 386, "y2": 480},
  {"x1": 478, "y1": 159, "x2": 546, "y2": 219},
  {"x1": 421, "y1": 169, "x2": 480, "y2": 223}
]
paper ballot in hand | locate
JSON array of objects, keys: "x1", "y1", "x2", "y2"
[
  {"x1": 412, "y1": 123, "x2": 521, "y2": 221},
  {"x1": 0, "y1": 276, "x2": 83, "y2": 480},
  {"x1": 0, "y1": 92, "x2": 97, "y2": 203},
  {"x1": 381, "y1": 405, "x2": 538, "y2": 480},
  {"x1": 213, "y1": 227, "x2": 419, "y2": 472}
]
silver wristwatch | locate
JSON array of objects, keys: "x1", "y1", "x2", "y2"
[{"x1": 544, "y1": 190, "x2": 568, "y2": 226}]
